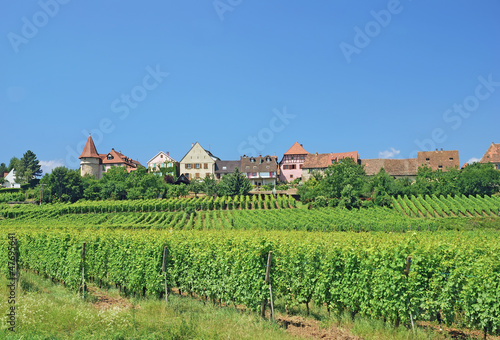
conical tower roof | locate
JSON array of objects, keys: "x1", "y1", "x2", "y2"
[{"x1": 79, "y1": 135, "x2": 100, "y2": 159}]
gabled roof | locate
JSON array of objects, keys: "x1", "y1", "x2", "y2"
[
  {"x1": 79, "y1": 135, "x2": 100, "y2": 159},
  {"x1": 361, "y1": 158, "x2": 418, "y2": 177},
  {"x1": 480, "y1": 143, "x2": 500, "y2": 164},
  {"x1": 284, "y1": 142, "x2": 308, "y2": 155},
  {"x1": 147, "y1": 151, "x2": 177, "y2": 165},
  {"x1": 179, "y1": 142, "x2": 220, "y2": 163}
]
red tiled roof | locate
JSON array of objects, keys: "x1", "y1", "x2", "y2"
[
  {"x1": 361, "y1": 158, "x2": 418, "y2": 176},
  {"x1": 284, "y1": 142, "x2": 308, "y2": 155},
  {"x1": 79, "y1": 135, "x2": 100, "y2": 159},
  {"x1": 330, "y1": 151, "x2": 359, "y2": 163},
  {"x1": 303, "y1": 153, "x2": 331, "y2": 168},
  {"x1": 480, "y1": 143, "x2": 500, "y2": 164},
  {"x1": 99, "y1": 149, "x2": 142, "y2": 169},
  {"x1": 303, "y1": 151, "x2": 359, "y2": 169}
]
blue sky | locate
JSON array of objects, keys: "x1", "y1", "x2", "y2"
[{"x1": 1, "y1": 1, "x2": 499, "y2": 174}]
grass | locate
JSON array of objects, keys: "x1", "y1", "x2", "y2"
[{"x1": 0, "y1": 271, "x2": 290, "y2": 339}]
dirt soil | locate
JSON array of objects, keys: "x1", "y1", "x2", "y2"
[
  {"x1": 277, "y1": 315, "x2": 362, "y2": 340},
  {"x1": 87, "y1": 286, "x2": 135, "y2": 311}
]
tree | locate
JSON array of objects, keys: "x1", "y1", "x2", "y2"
[
  {"x1": 320, "y1": 157, "x2": 366, "y2": 199},
  {"x1": 189, "y1": 179, "x2": 203, "y2": 197},
  {"x1": 16, "y1": 150, "x2": 42, "y2": 186},
  {"x1": 458, "y1": 162, "x2": 500, "y2": 196},
  {"x1": 0, "y1": 162, "x2": 7, "y2": 174},
  {"x1": 8, "y1": 157, "x2": 19, "y2": 172},
  {"x1": 40, "y1": 167, "x2": 84, "y2": 203},
  {"x1": 218, "y1": 168, "x2": 251, "y2": 196},
  {"x1": 202, "y1": 175, "x2": 218, "y2": 197}
]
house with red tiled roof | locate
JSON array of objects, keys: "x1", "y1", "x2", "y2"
[
  {"x1": 480, "y1": 142, "x2": 500, "y2": 170},
  {"x1": 302, "y1": 151, "x2": 359, "y2": 181},
  {"x1": 279, "y1": 142, "x2": 309, "y2": 182},
  {"x1": 79, "y1": 135, "x2": 142, "y2": 179}
]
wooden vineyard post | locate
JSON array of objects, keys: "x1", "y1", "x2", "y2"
[
  {"x1": 260, "y1": 251, "x2": 274, "y2": 321},
  {"x1": 162, "y1": 247, "x2": 169, "y2": 303},
  {"x1": 404, "y1": 256, "x2": 415, "y2": 333},
  {"x1": 81, "y1": 242, "x2": 86, "y2": 299}
]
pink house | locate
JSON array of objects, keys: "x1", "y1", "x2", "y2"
[{"x1": 279, "y1": 142, "x2": 309, "y2": 182}]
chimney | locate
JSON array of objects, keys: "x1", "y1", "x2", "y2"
[
  {"x1": 441, "y1": 148, "x2": 443, "y2": 151},
  {"x1": 167, "y1": 152, "x2": 169, "y2": 157}
]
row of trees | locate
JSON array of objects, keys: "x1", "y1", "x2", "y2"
[
  {"x1": 298, "y1": 158, "x2": 500, "y2": 209},
  {"x1": 38, "y1": 166, "x2": 253, "y2": 203}
]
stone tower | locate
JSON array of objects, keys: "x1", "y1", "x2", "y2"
[{"x1": 79, "y1": 135, "x2": 102, "y2": 178}]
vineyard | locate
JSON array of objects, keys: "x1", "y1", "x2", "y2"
[
  {"x1": 1, "y1": 194, "x2": 500, "y2": 336},
  {"x1": 1, "y1": 228, "x2": 499, "y2": 335},
  {"x1": 392, "y1": 194, "x2": 500, "y2": 218}
]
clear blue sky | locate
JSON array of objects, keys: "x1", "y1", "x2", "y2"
[{"x1": 1, "y1": 1, "x2": 499, "y2": 174}]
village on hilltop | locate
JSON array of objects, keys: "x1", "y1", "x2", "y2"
[{"x1": 68, "y1": 135, "x2": 500, "y2": 188}]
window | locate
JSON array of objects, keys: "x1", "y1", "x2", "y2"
[
  {"x1": 186, "y1": 164, "x2": 192, "y2": 169},
  {"x1": 299, "y1": 165, "x2": 302, "y2": 169},
  {"x1": 160, "y1": 154, "x2": 163, "y2": 158},
  {"x1": 291, "y1": 156, "x2": 294, "y2": 160},
  {"x1": 195, "y1": 163, "x2": 200, "y2": 169},
  {"x1": 449, "y1": 157, "x2": 454, "y2": 160},
  {"x1": 300, "y1": 156, "x2": 304, "y2": 160},
  {"x1": 497, "y1": 164, "x2": 500, "y2": 170},
  {"x1": 438, "y1": 165, "x2": 443, "y2": 169},
  {"x1": 290, "y1": 174, "x2": 293, "y2": 178},
  {"x1": 250, "y1": 158, "x2": 255, "y2": 163},
  {"x1": 284, "y1": 165, "x2": 289, "y2": 170},
  {"x1": 195, "y1": 173, "x2": 200, "y2": 178},
  {"x1": 204, "y1": 163, "x2": 208, "y2": 169},
  {"x1": 107, "y1": 154, "x2": 113, "y2": 160},
  {"x1": 426, "y1": 158, "x2": 430, "y2": 161},
  {"x1": 185, "y1": 173, "x2": 190, "y2": 179},
  {"x1": 222, "y1": 166, "x2": 227, "y2": 170},
  {"x1": 270, "y1": 172, "x2": 274, "y2": 176},
  {"x1": 252, "y1": 172, "x2": 257, "y2": 176},
  {"x1": 206, "y1": 173, "x2": 210, "y2": 178},
  {"x1": 246, "y1": 166, "x2": 250, "y2": 169},
  {"x1": 290, "y1": 164, "x2": 296, "y2": 170},
  {"x1": 161, "y1": 163, "x2": 165, "y2": 168}
]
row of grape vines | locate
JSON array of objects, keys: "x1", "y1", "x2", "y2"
[
  {"x1": 2, "y1": 206, "x2": 443, "y2": 231},
  {"x1": 0, "y1": 194, "x2": 297, "y2": 218},
  {"x1": 2, "y1": 229, "x2": 499, "y2": 334},
  {"x1": 393, "y1": 194, "x2": 500, "y2": 218}
]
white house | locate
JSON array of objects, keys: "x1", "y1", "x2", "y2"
[
  {"x1": 147, "y1": 151, "x2": 179, "y2": 177},
  {"x1": 3, "y1": 169, "x2": 21, "y2": 188}
]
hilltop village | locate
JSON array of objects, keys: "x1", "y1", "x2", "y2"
[{"x1": 77, "y1": 135, "x2": 500, "y2": 187}]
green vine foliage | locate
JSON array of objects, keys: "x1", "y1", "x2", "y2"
[{"x1": 1, "y1": 229, "x2": 499, "y2": 334}]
